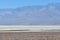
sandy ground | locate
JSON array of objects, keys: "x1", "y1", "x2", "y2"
[{"x1": 0, "y1": 32, "x2": 60, "y2": 40}]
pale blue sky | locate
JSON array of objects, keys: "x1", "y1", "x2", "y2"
[{"x1": 0, "y1": 0, "x2": 60, "y2": 9}]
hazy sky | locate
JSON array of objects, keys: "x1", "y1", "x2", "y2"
[{"x1": 0, "y1": 0, "x2": 60, "y2": 9}]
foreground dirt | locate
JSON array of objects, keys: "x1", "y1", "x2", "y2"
[{"x1": 0, "y1": 32, "x2": 60, "y2": 40}]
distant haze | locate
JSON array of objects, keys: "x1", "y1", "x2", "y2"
[{"x1": 0, "y1": 3, "x2": 60, "y2": 25}]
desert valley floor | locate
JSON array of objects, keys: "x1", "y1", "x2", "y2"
[{"x1": 0, "y1": 32, "x2": 60, "y2": 40}]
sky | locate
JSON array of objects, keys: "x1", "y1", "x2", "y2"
[{"x1": 0, "y1": 0, "x2": 60, "y2": 9}]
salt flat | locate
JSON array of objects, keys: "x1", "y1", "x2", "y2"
[{"x1": 0, "y1": 25, "x2": 60, "y2": 30}]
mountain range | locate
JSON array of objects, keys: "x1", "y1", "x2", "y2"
[{"x1": 0, "y1": 3, "x2": 60, "y2": 25}]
